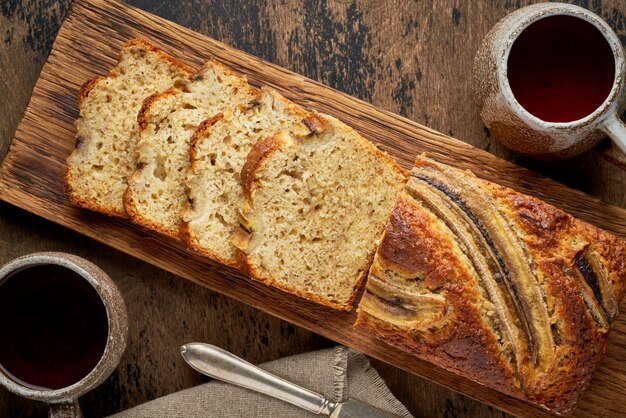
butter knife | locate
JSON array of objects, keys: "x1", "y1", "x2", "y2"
[{"x1": 180, "y1": 343, "x2": 400, "y2": 418}]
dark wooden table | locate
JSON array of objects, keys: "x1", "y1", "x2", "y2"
[{"x1": 1, "y1": 1, "x2": 625, "y2": 417}]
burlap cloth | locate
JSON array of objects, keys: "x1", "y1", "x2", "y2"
[{"x1": 110, "y1": 346, "x2": 413, "y2": 417}]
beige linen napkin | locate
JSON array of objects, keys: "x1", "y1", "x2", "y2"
[{"x1": 110, "y1": 346, "x2": 413, "y2": 418}]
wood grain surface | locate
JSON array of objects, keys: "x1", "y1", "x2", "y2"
[{"x1": 1, "y1": 1, "x2": 625, "y2": 417}]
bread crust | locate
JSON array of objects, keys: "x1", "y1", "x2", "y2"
[
  {"x1": 356, "y1": 156, "x2": 626, "y2": 415},
  {"x1": 189, "y1": 113, "x2": 226, "y2": 152},
  {"x1": 76, "y1": 76, "x2": 105, "y2": 108},
  {"x1": 489, "y1": 182, "x2": 626, "y2": 302},
  {"x1": 122, "y1": 38, "x2": 195, "y2": 76},
  {"x1": 240, "y1": 133, "x2": 289, "y2": 198},
  {"x1": 136, "y1": 87, "x2": 180, "y2": 131},
  {"x1": 358, "y1": 191, "x2": 522, "y2": 391},
  {"x1": 63, "y1": 177, "x2": 127, "y2": 217},
  {"x1": 180, "y1": 231, "x2": 240, "y2": 268},
  {"x1": 123, "y1": 185, "x2": 180, "y2": 239}
]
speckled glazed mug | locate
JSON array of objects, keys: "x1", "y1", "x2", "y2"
[
  {"x1": 473, "y1": 3, "x2": 626, "y2": 158},
  {"x1": 0, "y1": 253, "x2": 128, "y2": 418}
]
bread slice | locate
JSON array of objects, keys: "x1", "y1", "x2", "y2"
[
  {"x1": 355, "y1": 155, "x2": 626, "y2": 414},
  {"x1": 232, "y1": 113, "x2": 408, "y2": 310},
  {"x1": 64, "y1": 38, "x2": 194, "y2": 216},
  {"x1": 124, "y1": 60, "x2": 257, "y2": 237},
  {"x1": 181, "y1": 88, "x2": 309, "y2": 266}
]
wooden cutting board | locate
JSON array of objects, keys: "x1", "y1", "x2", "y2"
[{"x1": 1, "y1": 0, "x2": 625, "y2": 416}]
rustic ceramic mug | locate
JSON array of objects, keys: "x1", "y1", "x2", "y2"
[
  {"x1": 0, "y1": 252, "x2": 128, "y2": 418},
  {"x1": 473, "y1": 3, "x2": 626, "y2": 158}
]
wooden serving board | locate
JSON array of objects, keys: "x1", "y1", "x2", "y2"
[{"x1": 1, "y1": 0, "x2": 626, "y2": 416}]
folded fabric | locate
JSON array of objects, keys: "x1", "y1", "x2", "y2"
[{"x1": 109, "y1": 346, "x2": 413, "y2": 418}]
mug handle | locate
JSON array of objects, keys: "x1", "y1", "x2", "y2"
[
  {"x1": 49, "y1": 401, "x2": 82, "y2": 418},
  {"x1": 600, "y1": 112, "x2": 626, "y2": 155}
]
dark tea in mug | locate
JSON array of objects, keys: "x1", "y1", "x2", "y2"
[
  {"x1": 0, "y1": 265, "x2": 109, "y2": 390},
  {"x1": 507, "y1": 15, "x2": 615, "y2": 122}
]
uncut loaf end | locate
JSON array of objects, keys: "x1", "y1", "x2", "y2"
[{"x1": 356, "y1": 155, "x2": 626, "y2": 415}]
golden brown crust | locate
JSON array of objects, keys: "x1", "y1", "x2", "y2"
[
  {"x1": 136, "y1": 88, "x2": 180, "y2": 131},
  {"x1": 357, "y1": 156, "x2": 626, "y2": 415},
  {"x1": 63, "y1": 167, "x2": 127, "y2": 217},
  {"x1": 485, "y1": 180, "x2": 626, "y2": 413},
  {"x1": 234, "y1": 221, "x2": 352, "y2": 310},
  {"x1": 355, "y1": 310, "x2": 525, "y2": 397},
  {"x1": 76, "y1": 38, "x2": 193, "y2": 110},
  {"x1": 179, "y1": 219, "x2": 241, "y2": 268},
  {"x1": 187, "y1": 112, "x2": 226, "y2": 166},
  {"x1": 122, "y1": 186, "x2": 181, "y2": 239},
  {"x1": 122, "y1": 38, "x2": 195, "y2": 76},
  {"x1": 76, "y1": 76, "x2": 105, "y2": 108},
  {"x1": 489, "y1": 182, "x2": 626, "y2": 316},
  {"x1": 240, "y1": 132, "x2": 289, "y2": 198},
  {"x1": 190, "y1": 113, "x2": 225, "y2": 147}
]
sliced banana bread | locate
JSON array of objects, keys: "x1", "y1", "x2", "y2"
[
  {"x1": 181, "y1": 88, "x2": 309, "y2": 266},
  {"x1": 232, "y1": 113, "x2": 408, "y2": 310},
  {"x1": 64, "y1": 38, "x2": 194, "y2": 216},
  {"x1": 124, "y1": 60, "x2": 256, "y2": 238},
  {"x1": 355, "y1": 155, "x2": 626, "y2": 415}
]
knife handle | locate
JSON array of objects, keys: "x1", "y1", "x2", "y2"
[{"x1": 181, "y1": 343, "x2": 335, "y2": 416}]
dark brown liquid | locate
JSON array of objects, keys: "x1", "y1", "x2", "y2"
[
  {"x1": 507, "y1": 15, "x2": 615, "y2": 122},
  {"x1": 0, "y1": 265, "x2": 109, "y2": 390}
]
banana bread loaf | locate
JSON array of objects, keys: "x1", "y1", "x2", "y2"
[{"x1": 355, "y1": 155, "x2": 626, "y2": 415}]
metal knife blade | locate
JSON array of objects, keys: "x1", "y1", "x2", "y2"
[{"x1": 180, "y1": 343, "x2": 399, "y2": 417}]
